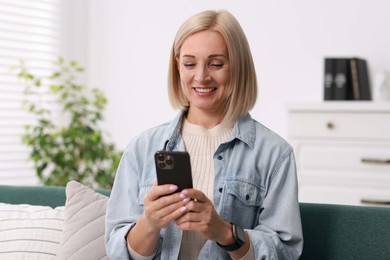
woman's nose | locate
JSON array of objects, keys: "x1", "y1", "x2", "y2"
[{"x1": 194, "y1": 66, "x2": 210, "y2": 83}]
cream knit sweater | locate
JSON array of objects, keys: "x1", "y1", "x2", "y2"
[{"x1": 179, "y1": 119, "x2": 232, "y2": 259}]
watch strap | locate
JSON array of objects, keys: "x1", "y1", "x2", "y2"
[{"x1": 216, "y1": 223, "x2": 245, "y2": 251}]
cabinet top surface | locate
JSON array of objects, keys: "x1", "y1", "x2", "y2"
[{"x1": 287, "y1": 101, "x2": 390, "y2": 112}]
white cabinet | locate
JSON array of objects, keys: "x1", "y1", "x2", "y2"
[{"x1": 287, "y1": 102, "x2": 390, "y2": 206}]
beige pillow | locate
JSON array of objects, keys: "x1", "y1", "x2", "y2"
[
  {"x1": 56, "y1": 181, "x2": 109, "y2": 260},
  {"x1": 0, "y1": 203, "x2": 64, "y2": 260}
]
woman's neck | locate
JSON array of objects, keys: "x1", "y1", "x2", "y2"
[{"x1": 186, "y1": 108, "x2": 225, "y2": 129}]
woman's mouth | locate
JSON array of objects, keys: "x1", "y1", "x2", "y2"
[{"x1": 193, "y1": 87, "x2": 216, "y2": 93}]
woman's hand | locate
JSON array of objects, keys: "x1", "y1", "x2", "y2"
[
  {"x1": 174, "y1": 189, "x2": 231, "y2": 242},
  {"x1": 174, "y1": 189, "x2": 251, "y2": 259},
  {"x1": 141, "y1": 181, "x2": 190, "y2": 232},
  {"x1": 127, "y1": 181, "x2": 190, "y2": 256}
]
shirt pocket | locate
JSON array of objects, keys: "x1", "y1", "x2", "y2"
[{"x1": 224, "y1": 180, "x2": 264, "y2": 227}]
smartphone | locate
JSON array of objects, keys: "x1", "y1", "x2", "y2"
[{"x1": 154, "y1": 151, "x2": 193, "y2": 192}]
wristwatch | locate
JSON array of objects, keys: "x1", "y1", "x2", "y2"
[{"x1": 217, "y1": 223, "x2": 245, "y2": 251}]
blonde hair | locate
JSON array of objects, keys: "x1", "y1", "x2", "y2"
[{"x1": 168, "y1": 10, "x2": 257, "y2": 124}]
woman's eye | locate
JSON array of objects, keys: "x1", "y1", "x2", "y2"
[
  {"x1": 210, "y1": 63, "x2": 224, "y2": 68},
  {"x1": 184, "y1": 63, "x2": 195, "y2": 68}
]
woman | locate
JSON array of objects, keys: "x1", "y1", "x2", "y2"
[{"x1": 105, "y1": 10, "x2": 303, "y2": 260}]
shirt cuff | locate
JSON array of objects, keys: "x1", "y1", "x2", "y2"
[
  {"x1": 127, "y1": 238, "x2": 157, "y2": 260},
  {"x1": 237, "y1": 236, "x2": 254, "y2": 260}
]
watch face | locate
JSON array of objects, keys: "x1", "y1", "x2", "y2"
[{"x1": 233, "y1": 224, "x2": 245, "y2": 245}]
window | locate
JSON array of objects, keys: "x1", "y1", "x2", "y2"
[{"x1": 0, "y1": 0, "x2": 64, "y2": 185}]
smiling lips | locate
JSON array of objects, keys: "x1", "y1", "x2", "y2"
[{"x1": 193, "y1": 87, "x2": 216, "y2": 93}]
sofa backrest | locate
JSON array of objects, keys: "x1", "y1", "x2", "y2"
[
  {"x1": 0, "y1": 185, "x2": 110, "y2": 208},
  {"x1": 300, "y1": 202, "x2": 390, "y2": 260},
  {"x1": 1, "y1": 185, "x2": 390, "y2": 259}
]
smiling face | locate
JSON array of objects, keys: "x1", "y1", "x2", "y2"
[{"x1": 176, "y1": 30, "x2": 230, "y2": 124}]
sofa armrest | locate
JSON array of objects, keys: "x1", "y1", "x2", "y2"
[{"x1": 300, "y1": 202, "x2": 390, "y2": 260}]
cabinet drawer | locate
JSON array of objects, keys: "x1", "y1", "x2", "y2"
[
  {"x1": 299, "y1": 184, "x2": 390, "y2": 206},
  {"x1": 295, "y1": 142, "x2": 390, "y2": 171},
  {"x1": 289, "y1": 112, "x2": 390, "y2": 139}
]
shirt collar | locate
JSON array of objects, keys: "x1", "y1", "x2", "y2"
[
  {"x1": 164, "y1": 110, "x2": 256, "y2": 151},
  {"x1": 231, "y1": 113, "x2": 256, "y2": 149},
  {"x1": 163, "y1": 110, "x2": 186, "y2": 151}
]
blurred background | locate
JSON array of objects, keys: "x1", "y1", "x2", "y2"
[{"x1": 1, "y1": 0, "x2": 390, "y2": 186}]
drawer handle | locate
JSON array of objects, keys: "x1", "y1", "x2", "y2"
[
  {"x1": 361, "y1": 158, "x2": 390, "y2": 164},
  {"x1": 361, "y1": 199, "x2": 390, "y2": 206},
  {"x1": 326, "y1": 122, "x2": 334, "y2": 129}
]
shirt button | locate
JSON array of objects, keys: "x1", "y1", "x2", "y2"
[
  {"x1": 217, "y1": 155, "x2": 223, "y2": 160},
  {"x1": 245, "y1": 194, "x2": 250, "y2": 200},
  {"x1": 219, "y1": 188, "x2": 223, "y2": 193}
]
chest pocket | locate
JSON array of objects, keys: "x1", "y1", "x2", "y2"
[
  {"x1": 225, "y1": 179, "x2": 263, "y2": 206},
  {"x1": 224, "y1": 180, "x2": 264, "y2": 227}
]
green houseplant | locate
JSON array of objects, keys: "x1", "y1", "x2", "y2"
[{"x1": 15, "y1": 57, "x2": 121, "y2": 189}]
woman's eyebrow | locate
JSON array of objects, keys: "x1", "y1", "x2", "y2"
[
  {"x1": 208, "y1": 54, "x2": 228, "y2": 59},
  {"x1": 181, "y1": 54, "x2": 227, "y2": 59},
  {"x1": 181, "y1": 54, "x2": 195, "y2": 58}
]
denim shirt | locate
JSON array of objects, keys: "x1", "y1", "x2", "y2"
[{"x1": 105, "y1": 111, "x2": 303, "y2": 260}]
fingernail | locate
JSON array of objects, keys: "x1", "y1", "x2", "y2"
[
  {"x1": 181, "y1": 190, "x2": 189, "y2": 196},
  {"x1": 182, "y1": 198, "x2": 190, "y2": 203},
  {"x1": 169, "y1": 185, "x2": 178, "y2": 191},
  {"x1": 180, "y1": 206, "x2": 187, "y2": 212}
]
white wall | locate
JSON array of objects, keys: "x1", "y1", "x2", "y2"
[{"x1": 80, "y1": 0, "x2": 390, "y2": 150}]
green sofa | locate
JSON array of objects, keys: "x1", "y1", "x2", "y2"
[{"x1": 1, "y1": 185, "x2": 390, "y2": 260}]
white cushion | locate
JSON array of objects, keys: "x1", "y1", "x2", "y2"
[
  {"x1": 56, "y1": 180, "x2": 109, "y2": 260},
  {"x1": 0, "y1": 203, "x2": 64, "y2": 260}
]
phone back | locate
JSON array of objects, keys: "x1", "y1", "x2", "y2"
[{"x1": 154, "y1": 151, "x2": 193, "y2": 192}]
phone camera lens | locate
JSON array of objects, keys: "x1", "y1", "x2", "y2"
[
  {"x1": 159, "y1": 162, "x2": 166, "y2": 168},
  {"x1": 166, "y1": 159, "x2": 173, "y2": 165},
  {"x1": 157, "y1": 154, "x2": 165, "y2": 161}
]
